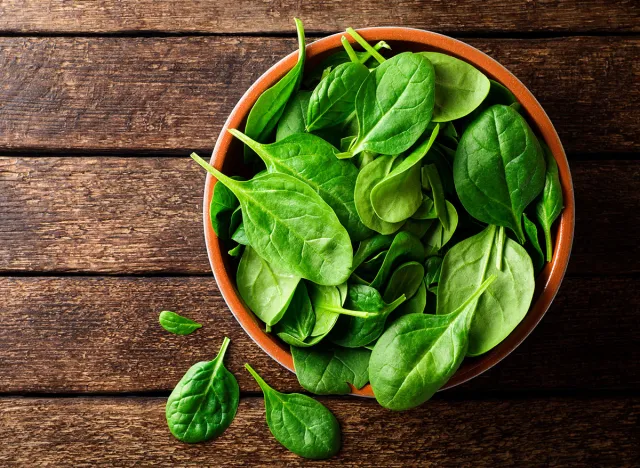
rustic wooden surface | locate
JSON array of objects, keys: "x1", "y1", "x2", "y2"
[
  {"x1": 0, "y1": 398, "x2": 638, "y2": 466},
  {"x1": 0, "y1": 37, "x2": 637, "y2": 154},
  {"x1": 0, "y1": 2, "x2": 638, "y2": 466}
]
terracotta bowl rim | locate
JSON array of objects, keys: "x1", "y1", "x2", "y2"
[{"x1": 202, "y1": 27, "x2": 575, "y2": 397}]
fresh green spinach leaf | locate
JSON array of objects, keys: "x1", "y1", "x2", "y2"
[
  {"x1": 523, "y1": 213, "x2": 545, "y2": 273},
  {"x1": 273, "y1": 282, "x2": 316, "y2": 345},
  {"x1": 237, "y1": 246, "x2": 300, "y2": 326},
  {"x1": 191, "y1": 153, "x2": 353, "y2": 286},
  {"x1": 370, "y1": 124, "x2": 440, "y2": 223},
  {"x1": 369, "y1": 276, "x2": 496, "y2": 410},
  {"x1": 424, "y1": 256, "x2": 443, "y2": 294},
  {"x1": 209, "y1": 181, "x2": 239, "y2": 239},
  {"x1": 419, "y1": 52, "x2": 490, "y2": 122},
  {"x1": 276, "y1": 90, "x2": 311, "y2": 141},
  {"x1": 437, "y1": 225, "x2": 535, "y2": 356},
  {"x1": 370, "y1": 231, "x2": 425, "y2": 290},
  {"x1": 307, "y1": 62, "x2": 369, "y2": 132},
  {"x1": 422, "y1": 201, "x2": 458, "y2": 256},
  {"x1": 383, "y1": 261, "x2": 425, "y2": 303},
  {"x1": 158, "y1": 310, "x2": 202, "y2": 335},
  {"x1": 166, "y1": 337, "x2": 239, "y2": 442},
  {"x1": 422, "y1": 163, "x2": 449, "y2": 230},
  {"x1": 245, "y1": 364, "x2": 341, "y2": 459},
  {"x1": 291, "y1": 345, "x2": 371, "y2": 394},
  {"x1": 229, "y1": 130, "x2": 371, "y2": 241},
  {"x1": 348, "y1": 52, "x2": 435, "y2": 156},
  {"x1": 535, "y1": 145, "x2": 564, "y2": 261},
  {"x1": 243, "y1": 18, "x2": 306, "y2": 166},
  {"x1": 454, "y1": 104, "x2": 546, "y2": 243}
]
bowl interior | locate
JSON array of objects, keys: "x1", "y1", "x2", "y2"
[{"x1": 206, "y1": 29, "x2": 575, "y2": 397}]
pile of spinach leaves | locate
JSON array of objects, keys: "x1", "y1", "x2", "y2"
[{"x1": 190, "y1": 19, "x2": 564, "y2": 431}]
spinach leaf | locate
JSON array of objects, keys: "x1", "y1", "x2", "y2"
[
  {"x1": 424, "y1": 256, "x2": 443, "y2": 294},
  {"x1": 422, "y1": 163, "x2": 449, "y2": 230},
  {"x1": 403, "y1": 218, "x2": 436, "y2": 239},
  {"x1": 460, "y1": 79, "x2": 518, "y2": 129},
  {"x1": 308, "y1": 283, "x2": 378, "y2": 341},
  {"x1": 245, "y1": 364, "x2": 341, "y2": 459},
  {"x1": 523, "y1": 213, "x2": 545, "y2": 273},
  {"x1": 228, "y1": 130, "x2": 371, "y2": 241},
  {"x1": 329, "y1": 284, "x2": 406, "y2": 348},
  {"x1": 422, "y1": 200, "x2": 458, "y2": 256},
  {"x1": 306, "y1": 62, "x2": 370, "y2": 131},
  {"x1": 370, "y1": 125, "x2": 440, "y2": 223},
  {"x1": 394, "y1": 280, "x2": 427, "y2": 318},
  {"x1": 273, "y1": 282, "x2": 315, "y2": 345},
  {"x1": 352, "y1": 234, "x2": 394, "y2": 270},
  {"x1": 230, "y1": 222, "x2": 249, "y2": 246},
  {"x1": 237, "y1": 246, "x2": 300, "y2": 326},
  {"x1": 291, "y1": 345, "x2": 371, "y2": 394},
  {"x1": 370, "y1": 276, "x2": 496, "y2": 410},
  {"x1": 535, "y1": 145, "x2": 564, "y2": 261},
  {"x1": 228, "y1": 244, "x2": 243, "y2": 257},
  {"x1": 454, "y1": 104, "x2": 546, "y2": 243},
  {"x1": 383, "y1": 261, "x2": 425, "y2": 303},
  {"x1": 166, "y1": 337, "x2": 239, "y2": 442},
  {"x1": 437, "y1": 225, "x2": 535, "y2": 356},
  {"x1": 422, "y1": 145, "x2": 455, "y2": 196},
  {"x1": 412, "y1": 195, "x2": 437, "y2": 220},
  {"x1": 209, "y1": 181, "x2": 239, "y2": 239},
  {"x1": 276, "y1": 90, "x2": 311, "y2": 141},
  {"x1": 370, "y1": 231, "x2": 424, "y2": 290},
  {"x1": 354, "y1": 155, "x2": 405, "y2": 234},
  {"x1": 348, "y1": 52, "x2": 435, "y2": 156},
  {"x1": 158, "y1": 310, "x2": 202, "y2": 335},
  {"x1": 191, "y1": 153, "x2": 353, "y2": 286},
  {"x1": 419, "y1": 52, "x2": 490, "y2": 122},
  {"x1": 243, "y1": 18, "x2": 306, "y2": 165}
]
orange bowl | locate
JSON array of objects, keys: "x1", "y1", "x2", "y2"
[{"x1": 202, "y1": 28, "x2": 575, "y2": 396}]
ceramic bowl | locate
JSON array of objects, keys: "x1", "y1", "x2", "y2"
[{"x1": 202, "y1": 28, "x2": 575, "y2": 396}]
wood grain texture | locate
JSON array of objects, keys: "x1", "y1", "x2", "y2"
[
  {"x1": 0, "y1": 397, "x2": 637, "y2": 466},
  {"x1": 1, "y1": 158, "x2": 637, "y2": 275},
  {"x1": 0, "y1": 0, "x2": 638, "y2": 34},
  {"x1": 0, "y1": 276, "x2": 638, "y2": 393},
  {"x1": 0, "y1": 37, "x2": 637, "y2": 154}
]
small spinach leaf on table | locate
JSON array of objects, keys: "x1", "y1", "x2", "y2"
[
  {"x1": 243, "y1": 18, "x2": 306, "y2": 166},
  {"x1": 245, "y1": 364, "x2": 341, "y2": 459},
  {"x1": 191, "y1": 153, "x2": 353, "y2": 286},
  {"x1": 369, "y1": 276, "x2": 496, "y2": 410},
  {"x1": 454, "y1": 104, "x2": 546, "y2": 243},
  {"x1": 437, "y1": 225, "x2": 535, "y2": 356},
  {"x1": 523, "y1": 213, "x2": 545, "y2": 273},
  {"x1": 166, "y1": 337, "x2": 239, "y2": 443},
  {"x1": 276, "y1": 90, "x2": 311, "y2": 141},
  {"x1": 354, "y1": 155, "x2": 405, "y2": 235},
  {"x1": 158, "y1": 311, "x2": 202, "y2": 335},
  {"x1": 535, "y1": 144, "x2": 564, "y2": 262},
  {"x1": 237, "y1": 246, "x2": 300, "y2": 326},
  {"x1": 419, "y1": 52, "x2": 490, "y2": 123},
  {"x1": 229, "y1": 130, "x2": 372, "y2": 241},
  {"x1": 370, "y1": 124, "x2": 440, "y2": 223},
  {"x1": 329, "y1": 284, "x2": 406, "y2": 348},
  {"x1": 273, "y1": 282, "x2": 315, "y2": 345},
  {"x1": 348, "y1": 52, "x2": 435, "y2": 157},
  {"x1": 306, "y1": 62, "x2": 370, "y2": 132},
  {"x1": 291, "y1": 345, "x2": 371, "y2": 394}
]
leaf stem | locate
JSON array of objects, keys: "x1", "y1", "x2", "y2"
[
  {"x1": 322, "y1": 306, "x2": 379, "y2": 319},
  {"x1": 346, "y1": 27, "x2": 386, "y2": 64},
  {"x1": 545, "y1": 227, "x2": 553, "y2": 262},
  {"x1": 190, "y1": 153, "x2": 241, "y2": 194},
  {"x1": 341, "y1": 36, "x2": 360, "y2": 64},
  {"x1": 496, "y1": 226, "x2": 505, "y2": 270},
  {"x1": 452, "y1": 274, "x2": 497, "y2": 317},
  {"x1": 244, "y1": 363, "x2": 271, "y2": 394},
  {"x1": 217, "y1": 336, "x2": 231, "y2": 360},
  {"x1": 228, "y1": 129, "x2": 271, "y2": 167},
  {"x1": 384, "y1": 294, "x2": 407, "y2": 314}
]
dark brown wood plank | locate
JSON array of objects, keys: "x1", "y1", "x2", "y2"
[
  {"x1": 1, "y1": 158, "x2": 637, "y2": 275},
  {"x1": 0, "y1": 0, "x2": 638, "y2": 34},
  {"x1": 0, "y1": 276, "x2": 638, "y2": 393},
  {"x1": 0, "y1": 37, "x2": 637, "y2": 154},
  {"x1": 0, "y1": 397, "x2": 637, "y2": 466}
]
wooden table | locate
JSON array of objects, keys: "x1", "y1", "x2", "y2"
[{"x1": 1, "y1": 2, "x2": 638, "y2": 466}]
